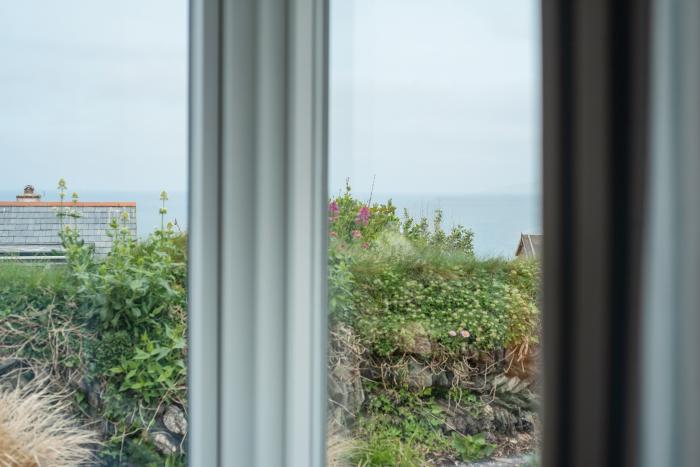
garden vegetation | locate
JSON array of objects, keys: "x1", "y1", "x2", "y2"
[
  {"x1": 0, "y1": 181, "x2": 540, "y2": 466},
  {"x1": 0, "y1": 183, "x2": 187, "y2": 466},
  {"x1": 327, "y1": 185, "x2": 540, "y2": 466}
]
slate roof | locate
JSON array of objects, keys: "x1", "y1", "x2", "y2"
[
  {"x1": 515, "y1": 233, "x2": 542, "y2": 259},
  {"x1": 0, "y1": 202, "x2": 137, "y2": 258}
]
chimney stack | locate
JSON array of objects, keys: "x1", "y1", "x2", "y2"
[{"x1": 16, "y1": 185, "x2": 41, "y2": 202}]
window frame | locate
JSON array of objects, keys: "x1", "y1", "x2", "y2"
[
  {"x1": 188, "y1": 1, "x2": 662, "y2": 466},
  {"x1": 188, "y1": 0, "x2": 328, "y2": 465}
]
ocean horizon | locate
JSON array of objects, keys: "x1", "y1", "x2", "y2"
[
  {"x1": 358, "y1": 192, "x2": 542, "y2": 258},
  {"x1": 0, "y1": 190, "x2": 540, "y2": 257}
]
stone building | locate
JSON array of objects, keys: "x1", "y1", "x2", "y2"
[{"x1": 0, "y1": 186, "x2": 137, "y2": 260}]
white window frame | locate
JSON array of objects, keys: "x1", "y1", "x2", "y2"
[{"x1": 188, "y1": 1, "x2": 328, "y2": 465}]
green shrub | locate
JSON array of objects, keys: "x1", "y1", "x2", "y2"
[
  {"x1": 0, "y1": 264, "x2": 73, "y2": 316},
  {"x1": 401, "y1": 208, "x2": 474, "y2": 255},
  {"x1": 336, "y1": 248, "x2": 539, "y2": 357},
  {"x1": 108, "y1": 323, "x2": 186, "y2": 403},
  {"x1": 327, "y1": 190, "x2": 540, "y2": 465},
  {"x1": 451, "y1": 433, "x2": 496, "y2": 462},
  {"x1": 63, "y1": 220, "x2": 187, "y2": 331},
  {"x1": 328, "y1": 184, "x2": 474, "y2": 256},
  {"x1": 328, "y1": 189, "x2": 538, "y2": 358},
  {"x1": 328, "y1": 183, "x2": 400, "y2": 246},
  {"x1": 357, "y1": 384, "x2": 449, "y2": 454},
  {"x1": 59, "y1": 213, "x2": 188, "y2": 403},
  {"x1": 349, "y1": 434, "x2": 423, "y2": 467}
]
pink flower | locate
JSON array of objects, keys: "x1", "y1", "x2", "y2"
[
  {"x1": 448, "y1": 330, "x2": 457, "y2": 337},
  {"x1": 329, "y1": 200, "x2": 339, "y2": 215},
  {"x1": 355, "y1": 206, "x2": 370, "y2": 226},
  {"x1": 330, "y1": 231, "x2": 338, "y2": 238},
  {"x1": 328, "y1": 201, "x2": 340, "y2": 222},
  {"x1": 361, "y1": 242, "x2": 369, "y2": 249},
  {"x1": 460, "y1": 330, "x2": 470, "y2": 338},
  {"x1": 351, "y1": 230, "x2": 362, "y2": 239}
]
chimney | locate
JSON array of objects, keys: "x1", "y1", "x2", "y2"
[{"x1": 16, "y1": 185, "x2": 41, "y2": 202}]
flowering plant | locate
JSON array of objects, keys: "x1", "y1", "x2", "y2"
[{"x1": 327, "y1": 183, "x2": 399, "y2": 248}]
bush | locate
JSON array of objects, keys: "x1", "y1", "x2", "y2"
[
  {"x1": 327, "y1": 190, "x2": 539, "y2": 357},
  {"x1": 0, "y1": 264, "x2": 73, "y2": 316},
  {"x1": 452, "y1": 433, "x2": 496, "y2": 462},
  {"x1": 0, "y1": 187, "x2": 189, "y2": 465},
  {"x1": 343, "y1": 250, "x2": 539, "y2": 357},
  {"x1": 349, "y1": 434, "x2": 423, "y2": 467},
  {"x1": 327, "y1": 189, "x2": 541, "y2": 466},
  {"x1": 60, "y1": 217, "x2": 188, "y2": 404}
]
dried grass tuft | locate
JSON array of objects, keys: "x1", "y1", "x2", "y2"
[
  {"x1": 326, "y1": 430, "x2": 357, "y2": 467},
  {"x1": 0, "y1": 375, "x2": 98, "y2": 467}
]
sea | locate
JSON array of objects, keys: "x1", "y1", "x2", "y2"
[
  {"x1": 0, "y1": 190, "x2": 541, "y2": 258},
  {"x1": 360, "y1": 193, "x2": 542, "y2": 258}
]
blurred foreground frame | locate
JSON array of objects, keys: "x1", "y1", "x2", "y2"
[
  {"x1": 541, "y1": 1, "x2": 650, "y2": 467},
  {"x1": 188, "y1": 0, "x2": 328, "y2": 466}
]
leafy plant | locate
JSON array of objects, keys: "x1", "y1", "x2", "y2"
[
  {"x1": 328, "y1": 182, "x2": 400, "y2": 247},
  {"x1": 325, "y1": 188, "x2": 540, "y2": 465},
  {"x1": 108, "y1": 324, "x2": 186, "y2": 403},
  {"x1": 349, "y1": 434, "x2": 423, "y2": 467},
  {"x1": 353, "y1": 384, "x2": 450, "y2": 465},
  {"x1": 402, "y1": 208, "x2": 474, "y2": 255},
  {"x1": 327, "y1": 188, "x2": 538, "y2": 358},
  {"x1": 451, "y1": 433, "x2": 496, "y2": 462},
  {"x1": 337, "y1": 249, "x2": 539, "y2": 357}
]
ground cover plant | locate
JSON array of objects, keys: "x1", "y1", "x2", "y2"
[{"x1": 327, "y1": 186, "x2": 541, "y2": 466}]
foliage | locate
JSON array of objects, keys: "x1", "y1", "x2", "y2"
[
  {"x1": 57, "y1": 194, "x2": 189, "y2": 406},
  {"x1": 0, "y1": 264, "x2": 73, "y2": 316},
  {"x1": 328, "y1": 188, "x2": 537, "y2": 358},
  {"x1": 349, "y1": 434, "x2": 423, "y2": 467},
  {"x1": 327, "y1": 188, "x2": 541, "y2": 466},
  {"x1": 357, "y1": 384, "x2": 449, "y2": 455},
  {"x1": 401, "y1": 208, "x2": 474, "y2": 255},
  {"x1": 333, "y1": 246, "x2": 539, "y2": 357},
  {"x1": 107, "y1": 323, "x2": 186, "y2": 403},
  {"x1": 451, "y1": 433, "x2": 496, "y2": 462},
  {"x1": 0, "y1": 184, "x2": 188, "y2": 465},
  {"x1": 351, "y1": 383, "x2": 501, "y2": 465},
  {"x1": 0, "y1": 182, "x2": 539, "y2": 466},
  {"x1": 64, "y1": 218, "x2": 186, "y2": 332},
  {"x1": 328, "y1": 182, "x2": 400, "y2": 247},
  {"x1": 98, "y1": 437, "x2": 185, "y2": 467},
  {"x1": 328, "y1": 184, "x2": 474, "y2": 256}
]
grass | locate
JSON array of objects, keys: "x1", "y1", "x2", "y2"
[
  {"x1": 0, "y1": 375, "x2": 98, "y2": 467},
  {"x1": 0, "y1": 263, "x2": 72, "y2": 316}
]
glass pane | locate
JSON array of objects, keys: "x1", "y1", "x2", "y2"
[
  {"x1": 0, "y1": 2, "x2": 189, "y2": 465},
  {"x1": 327, "y1": 1, "x2": 542, "y2": 465}
]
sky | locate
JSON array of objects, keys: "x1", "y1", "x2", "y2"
[
  {"x1": 0, "y1": 0, "x2": 188, "y2": 194},
  {"x1": 0, "y1": 0, "x2": 539, "y2": 198},
  {"x1": 329, "y1": 0, "x2": 540, "y2": 196}
]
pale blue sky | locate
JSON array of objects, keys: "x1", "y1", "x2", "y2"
[
  {"x1": 0, "y1": 0, "x2": 188, "y2": 193},
  {"x1": 330, "y1": 0, "x2": 540, "y2": 195},
  {"x1": 0, "y1": 0, "x2": 539, "y2": 196}
]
